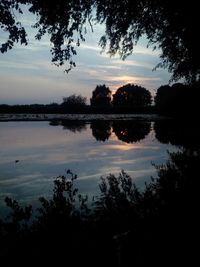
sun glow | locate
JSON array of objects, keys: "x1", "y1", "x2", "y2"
[
  {"x1": 106, "y1": 133, "x2": 146, "y2": 151},
  {"x1": 107, "y1": 140, "x2": 145, "y2": 152}
]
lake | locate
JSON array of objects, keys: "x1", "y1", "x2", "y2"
[{"x1": 1, "y1": 118, "x2": 196, "y2": 217}]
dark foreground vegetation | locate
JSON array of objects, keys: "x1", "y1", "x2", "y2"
[{"x1": 0, "y1": 148, "x2": 199, "y2": 266}]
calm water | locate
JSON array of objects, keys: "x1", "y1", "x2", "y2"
[{"x1": 0, "y1": 119, "x2": 182, "y2": 216}]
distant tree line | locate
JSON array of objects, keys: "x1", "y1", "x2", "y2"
[
  {"x1": 0, "y1": 83, "x2": 153, "y2": 114},
  {"x1": 0, "y1": 82, "x2": 199, "y2": 115},
  {"x1": 0, "y1": 103, "x2": 62, "y2": 114}
]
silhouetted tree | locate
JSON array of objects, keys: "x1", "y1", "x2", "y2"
[
  {"x1": 61, "y1": 94, "x2": 87, "y2": 112},
  {"x1": 155, "y1": 83, "x2": 187, "y2": 112},
  {"x1": 94, "y1": 148, "x2": 199, "y2": 265},
  {"x1": 154, "y1": 84, "x2": 171, "y2": 111},
  {"x1": 0, "y1": 0, "x2": 28, "y2": 53},
  {"x1": 113, "y1": 120, "x2": 151, "y2": 143},
  {"x1": 113, "y1": 84, "x2": 152, "y2": 108},
  {"x1": 90, "y1": 85, "x2": 112, "y2": 107},
  {"x1": 1, "y1": 1, "x2": 199, "y2": 81},
  {"x1": 90, "y1": 121, "x2": 112, "y2": 141},
  {"x1": 155, "y1": 82, "x2": 200, "y2": 115}
]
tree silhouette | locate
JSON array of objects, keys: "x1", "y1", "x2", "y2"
[
  {"x1": 90, "y1": 84, "x2": 112, "y2": 107},
  {"x1": 155, "y1": 82, "x2": 200, "y2": 115},
  {"x1": 96, "y1": 1, "x2": 200, "y2": 82},
  {"x1": 113, "y1": 84, "x2": 152, "y2": 108},
  {"x1": 154, "y1": 84, "x2": 171, "y2": 111},
  {"x1": 61, "y1": 94, "x2": 87, "y2": 112},
  {"x1": 155, "y1": 83, "x2": 187, "y2": 112},
  {"x1": 1, "y1": 1, "x2": 199, "y2": 81},
  {"x1": 0, "y1": 0, "x2": 28, "y2": 53}
]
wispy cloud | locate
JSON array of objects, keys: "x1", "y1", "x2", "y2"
[
  {"x1": 79, "y1": 43, "x2": 101, "y2": 52},
  {"x1": 108, "y1": 75, "x2": 160, "y2": 82},
  {"x1": 112, "y1": 59, "x2": 154, "y2": 69},
  {"x1": 0, "y1": 13, "x2": 171, "y2": 104}
]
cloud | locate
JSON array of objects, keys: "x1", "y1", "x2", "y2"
[
  {"x1": 112, "y1": 59, "x2": 154, "y2": 69},
  {"x1": 0, "y1": 13, "x2": 172, "y2": 104},
  {"x1": 108, "y1": 75, "x2": 160, "y2": 82},
  {"x1": 78, "y1": 43, "x2": 102, "y2": 52}
]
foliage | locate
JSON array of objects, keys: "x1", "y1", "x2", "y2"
[
  {"x1": 155, "y1": 83, "x2": 186, "y2": 111},
  {"x1": 0, "y1": 0, "x2": 28, "y2": 53},
  {"x1": 62, "y1": 94, "x2": 87, "y2": 107},
  {"x1": 90, "y1": 84, "x2": 112, "y2": 107},
  {"x1": 94, "y1": 148, "x2": 199, "y2": 265},
  {"x1": 61, "y1": 94, "x2": 87, "y2": 112},
  {"x1": 3, "y1": 197, "x2": 32, "y2": 234},
  {"x1": 0, "y1": 148, "x2": 199, "y2": 265},
  {"x1": 0, "y1": 0, "x2": 93, "y2": 73},
  {"x1": 96, "y1": 1, "x2": 200, "y2": 83},
  {"x1": 155, "y1": 81, "x2": 200, "y2": 115},
  {"x1": 1, "y1": 1, "x2": 199, "y2": 81},
  {"x1": 113, "y1": 83, "x2": 152, "y2": 108},
  {"x1": 37, "y1": 171, "x2": 78, "y2": 222},
  {"x1": 94, "y1": 171, "x2": 141, "y2": 227},
  {"x1": 154, "y1": 84, "x2": 171, "y2": 109}
]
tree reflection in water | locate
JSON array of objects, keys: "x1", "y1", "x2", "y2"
[
  {"x1": 50, "y1": 119, "x2": 152, "y2": 143},
  {"x1": 50, "y1": 120, "x2": 87, "y2": 133},
  {"x1": 90, "y1": 120, "x2": 151, "y2": 143},
  {"x1": 113, "y1": 120, "x2": 151, "y2": 143},
  {"x1": 154, "y1": 119, "x2": 200, "y2": 149},
  {"x1": 90, "y1": 121, "x2": 112, "y2": 141}
]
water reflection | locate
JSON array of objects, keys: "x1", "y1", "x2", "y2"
[
  {"x1": 113, "y1": 120, "x2": 151, "y2": 143},
  {"x1": 91, "y1": 120, "x2": 152, "y2": 143},
  {"x1": 50, "y1": 120, "x2": 152, "y2": 143},
  {"x1": 90, "y1": 121, "x2": 112, "y2": 141},
  {"x1": 51, "y1": 117, "x2": 200, "y2": 151},
  {"x1": 154, "y1": 120, "x2": 200, "y2": 148},
  {"x1": 2, "y1": 119, "x2": 194, "y2": 218},
  {"x1": 50, "y1": 120, "x2": 87, "y2": 133}
]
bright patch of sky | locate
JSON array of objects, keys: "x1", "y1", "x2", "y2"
[{"x1": 0, "y1": 6, "x2": 171, "y2": 104}]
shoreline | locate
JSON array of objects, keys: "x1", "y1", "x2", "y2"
[{"x1": 0, "y1": 113, "x2": 169, "y2": 121}]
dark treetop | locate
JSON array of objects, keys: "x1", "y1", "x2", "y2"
[{"x1": 0, "y1": 0, "x2": 200, "y2": 82}]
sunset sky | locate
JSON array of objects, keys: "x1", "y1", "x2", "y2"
[{"x1": 0, "y1": 8, "x2": 171, "y2": 105}]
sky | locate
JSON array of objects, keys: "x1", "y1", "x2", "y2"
[{"x1": 0, "y1": 7, "x2": 172, "y2": 105}]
